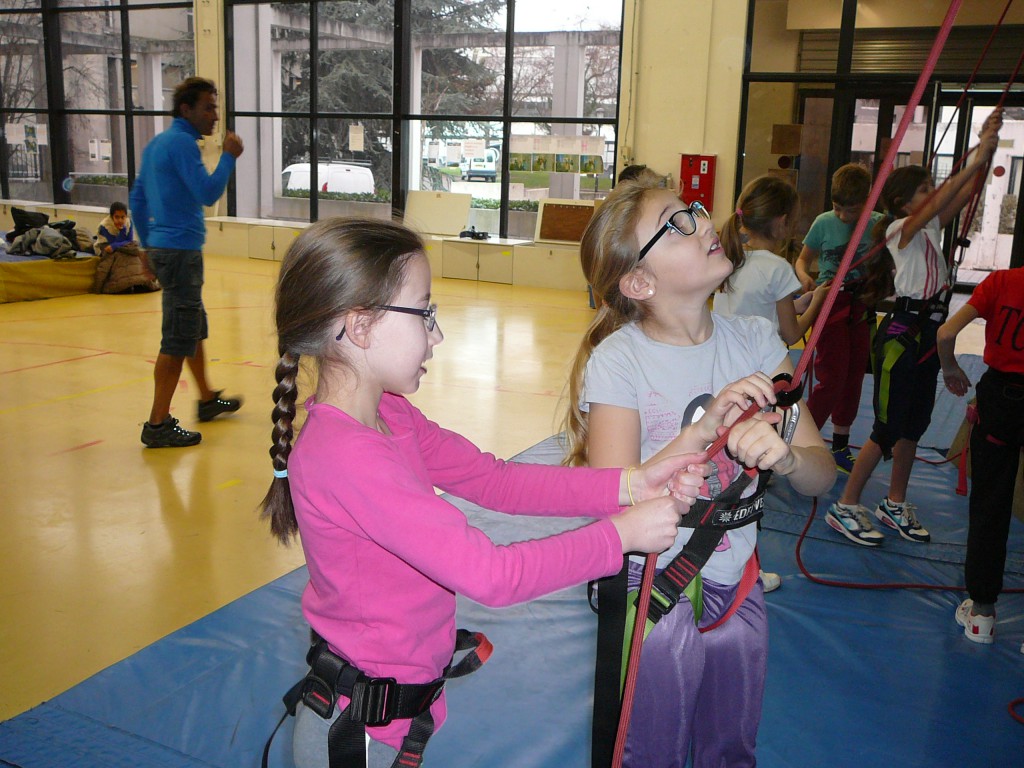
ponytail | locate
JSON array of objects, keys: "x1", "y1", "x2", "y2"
[
  {"x1": 561, "y1": 306, "x2": 626, "y2": 466},
  {"x1": 718, "y1": 210, "x2": 747, "y2": 292},
  {"x1": 858, "y1": 214, "x2": 896, "y2": 308},
  {"x1": 259, "y1": 350, "x2": 301, "y2": 543},
  {"x1": 719, "y1": 176, "x2": 798, "y2": 291},
  {"x1": 558, "y1": 179, "x2": 656, "y2": 466}
]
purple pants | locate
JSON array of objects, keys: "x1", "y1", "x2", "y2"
[{"x1": 623, "y1": 562, "x2": 768, "y2": 768}]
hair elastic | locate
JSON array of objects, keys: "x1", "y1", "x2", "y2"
[
  {"x1": 626, "y1": 466, "x2": 638, "y2": 505},
  {"x1": 735, "y1": 208, "x2": 744, "y2": 218},
  {"x1": 274, "y1": 468, "x2": 288, "y2": 479}
]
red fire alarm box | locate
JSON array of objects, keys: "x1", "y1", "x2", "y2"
[{"x1": 679, "y1": 154, "x2": 716, "y2": 212}]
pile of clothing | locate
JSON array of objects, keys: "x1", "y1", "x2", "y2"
[{"x1": 5, "y1": 207, "x2": 85, "y2": 260}]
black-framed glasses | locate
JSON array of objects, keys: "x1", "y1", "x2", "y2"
[
  {"x1": 637, "y1": 201, "x2": 711, "y2": 261},
  {"x1": 335, "y1": 303, "x2": 439, "y2": 340}
]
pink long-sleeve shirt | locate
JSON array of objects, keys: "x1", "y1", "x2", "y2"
[{"x1": 289, "y1": 393, "x2": 624, "y2": 748}]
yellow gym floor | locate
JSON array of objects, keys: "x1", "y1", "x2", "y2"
[
  {"x1": 0, "y1": 254, "x2": 987, "y2": 723},
  {"x1": 0, "y1": 255, "x2": 598, "y2": 721}
]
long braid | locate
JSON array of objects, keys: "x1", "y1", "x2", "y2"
[
  {"x1": 260, "y1": 350, "x2": 301, "y2": 543},
  {"x1": 259, "y1": 217, "x2": 424, "y2": 544}
]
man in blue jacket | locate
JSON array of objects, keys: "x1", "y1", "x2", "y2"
[{"x1": 130, "y1": 76, "x2": 245, "y2": 448}]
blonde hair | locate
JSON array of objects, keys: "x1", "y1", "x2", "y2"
[
  {"x1": 259, "y1": 217, "x2": 424, "y2": 543},
  {"x1": 559, "y1": 177, "x2": 662, "y2": 466}
]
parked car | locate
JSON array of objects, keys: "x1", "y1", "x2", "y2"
[
  {"x1": 459, "y1": 147, "x2": 500, "y2": 181},
  {"x1": 281, "y1": 163, "x2": 374, "y2": 195}
]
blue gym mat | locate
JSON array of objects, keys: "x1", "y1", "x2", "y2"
[{"x1": 2, "y1": 355, "x2": 1022, "y2": 768}]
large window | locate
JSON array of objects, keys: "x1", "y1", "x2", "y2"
[
  {"x1": 227, "y1": 0, "x2": 624, "y2": 233},
  {"x1": 0, "y1": 0, "x2": 193, "y2": 203}
]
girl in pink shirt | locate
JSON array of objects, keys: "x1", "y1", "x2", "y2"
[{"x1": 259, "y1": 218, "x2": 712, "y2": 768}]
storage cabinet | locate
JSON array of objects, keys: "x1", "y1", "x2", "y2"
[
  {"x1": 441, "y1": 237, "x2": 528, "y2": 284},
  {"x1": 512, "y1": 244, "x2": 588, "y2": 292}
]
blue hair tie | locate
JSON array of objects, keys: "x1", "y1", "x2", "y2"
[{"x1": 273, "y1": 468, "x2": 288, "y2": 479}]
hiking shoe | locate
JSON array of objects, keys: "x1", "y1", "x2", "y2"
[
  {"x1": 760, "y1": 570, "x2": 782, "y2": 593},
  {"x1": 197, "y1": 391, "x2": 243, "y2": 422},
  {"x1": 955, "y1": 599, "x2": 994, "y2": 645},
  {"x1": 874, "y1": 497, "x2": 930, "y2": 542},
  {"x1": 141, "y1": 416, "x2": 201, "y2": 448},
  {"x1": 825, "y1": 502, "x2": 885, "y2": 547},
  {"x1": 831, "y1": 445, "x2": 855, "y2": 474}
]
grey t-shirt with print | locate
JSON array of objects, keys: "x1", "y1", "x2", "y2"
[{"x1": 581, "y1": 314, "x2": 787, "y2": 585}]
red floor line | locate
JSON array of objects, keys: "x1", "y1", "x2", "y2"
[
  {"x1": 1, "y1": 350, "x2": 111, "y2": 375},
  {"x1": 48, "y1": 440, "x2": 103, "y2": 456}
]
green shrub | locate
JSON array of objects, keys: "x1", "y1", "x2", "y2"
[
  {"x1": 282, "y1": 189, "x2": 392, "y2": 203},
  {"x1": 74, "y1": 174, "x2": 128, "y2": 186}
]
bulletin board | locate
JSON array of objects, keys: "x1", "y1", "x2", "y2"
[{"x1": 534, "y1": 199, "x2": 596, "y2": 245}]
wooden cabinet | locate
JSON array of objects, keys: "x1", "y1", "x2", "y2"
[
  {"x1": 512, "y1": 244, "x2": 588, "y2": 292},
  {"x1": 206, "y1": 216, "x2": 307, "y2": 261},
  {"x1": 441, "y1": 237, "x2": 528, "y2": 284}
]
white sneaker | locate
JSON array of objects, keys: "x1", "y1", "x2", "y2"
[
  {"x1": 825, "y1": 502, "x2": 885, "y2": 546},
  {"x1": 955, "y1": 599, "x2": 994, "y2": 645},
  {"x1": 875, "y1": 497, "x2": 930, "y2": 542},
  {"x1": 760, "y1": 570, "x2": 781, "y2": 593}
]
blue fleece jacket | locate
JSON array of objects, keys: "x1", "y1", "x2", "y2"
[{"x1": 129, "y1": 117, "x2": 235, "y2": 250}]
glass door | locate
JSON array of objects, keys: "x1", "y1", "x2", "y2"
[{"x1": 938, "y1": 103, "x2": 1022, "y2": 282}]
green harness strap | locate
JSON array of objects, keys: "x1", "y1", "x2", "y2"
[{"x1": 619, "y1": 574, "x2": 703, "y2": 691}]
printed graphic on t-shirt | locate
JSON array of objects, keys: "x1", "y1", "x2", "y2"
[
  {"x1": 680, "y1": 393, "x2": 742, "y2": 553},
  {"x1": 645, "y1": 390, "x2": 688, "y2": 445}
]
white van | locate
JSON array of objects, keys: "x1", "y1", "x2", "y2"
[
  {"x1": 281, "y1": 163, "x2": 375, "y2": 195},
  {"x1": 459, "y1": 147, "x2": 500, "y2": 181}
]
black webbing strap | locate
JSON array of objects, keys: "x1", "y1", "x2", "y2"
[
  {"x1": 590, "y1": 467, "x2": 768, "y2": 768},
  {"x1": 263, "y1": 629, "x2": 491, "y2": 768},
  {"x1": 646, "y1": 468, "x2": 767, "y2": 624},
  {"x1": 591, "y1": 560, "x2": 628, "y2": 768}
]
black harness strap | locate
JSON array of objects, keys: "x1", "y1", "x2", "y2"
[
  {"x1": 263, "y1": 629, "x2": 490, "y2": 768},
  {"x1": 647, "y1": 468, "x2": 768, "y2": 624},
  {"x1": 590, "y1": 467, "x2": 770, "y2": 768},
  {"x1": 591, "y1": 560, "x2": 628, "y2": 768}
]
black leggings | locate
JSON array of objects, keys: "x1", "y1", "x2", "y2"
[{"x1": 966, "y1": 368, "x2": 1024, "y2": 605}]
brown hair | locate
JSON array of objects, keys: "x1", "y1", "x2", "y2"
[
  {"x1": 172, "y1": 77, "x2": 217, "y2": 118},
  {"x1": 719, "y1": 175, "x2": 798, "y2": 292},
  {"x1": 831, "y1": 163, "x2": 872, "y2": 207},
  {"x1": 259, "y1": 217, "x2": 424, "y2": 543},
  {"x1": 559, "y1": 177, "x2": 660, "y2": 467}
]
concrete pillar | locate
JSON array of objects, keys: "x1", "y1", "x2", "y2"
[{"x1": 549, "y1": 35, "x2": 584, "y2": 199}]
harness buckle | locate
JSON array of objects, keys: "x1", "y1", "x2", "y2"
[
  {"x1": 645, "y1": 584, "x2": 677, "y2": 623},
  {"x1": 301, "y1": 675, "x2": 337, "y2": 720},
  {"x1": 350, "y1": 675, "x2": 398, "y2": 727}
]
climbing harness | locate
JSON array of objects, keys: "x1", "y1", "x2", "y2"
[
  {"x1": 594, "y1": 378, "x2": 803, "y2": 768},
  {"x1": 263, "y1": 628, "x2": 491, "y2": 768}
]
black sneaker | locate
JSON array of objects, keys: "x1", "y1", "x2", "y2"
[
  {"x1": 197, "y1": 391, "x2": 243, "y2": 422},
  {"x1": 141, "y1": 416, "x2": 202, "y2": 448}
]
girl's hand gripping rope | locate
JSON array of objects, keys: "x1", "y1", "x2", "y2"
[{"x1": 614, "y1": 452, "x2": 712, "y2": 554}]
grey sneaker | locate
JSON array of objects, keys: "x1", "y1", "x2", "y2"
[
  {"x1": 825, "y1": 502, "x2": 885, "y2": 547},
  {"x1": 197, "y1": 391, "x2": 242, "y2": 422},
  {"x1": 875, "y1": 497, "x2": 930, "y2": 542},
  {"x1": 141, "y1": 416, "x2": 201, "y2": 448}
]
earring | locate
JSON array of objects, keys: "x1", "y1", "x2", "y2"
[{"x1": 647, "y1": 288, "x2": 654, "y2": 296}]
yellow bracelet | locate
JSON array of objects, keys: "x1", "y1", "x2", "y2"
[{"x1": 626, "y1": 466, "x2": 638, "y2": 505}]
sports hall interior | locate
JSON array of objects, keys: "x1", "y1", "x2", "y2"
[{"x1": 1, "y1": 1, "x2": 1022, "y2": 767}]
